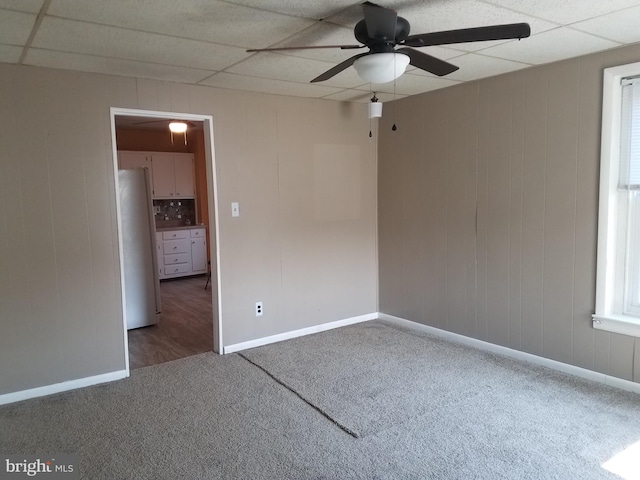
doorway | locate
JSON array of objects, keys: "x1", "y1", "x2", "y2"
[{"x1": 110, "y1": 108, "x2": 222, "y2": 374}]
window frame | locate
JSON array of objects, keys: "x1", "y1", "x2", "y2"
[{"x1": 593, "y1": 62, "x2": 640, "y2": 338}]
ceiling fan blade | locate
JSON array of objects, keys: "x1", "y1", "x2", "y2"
[
  {"x1": 246, "y1": 44, "x2": 364, "y2": 53},
  {"x1": 362, "y1": 1, "x2": 397, "y2": 40},
  {"x1": 404, "y1": 22, "x2": 531, "y2": 47},
  {"x1": 311, "y1": 53, "x2": 369, "y2": 83},
  {"x1": 396, "y1": 48, "x2": 458, "y2": 77}
]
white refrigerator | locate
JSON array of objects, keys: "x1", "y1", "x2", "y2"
[{"x1": 119, "y1": 167, "x2": 161, "y2": 329}]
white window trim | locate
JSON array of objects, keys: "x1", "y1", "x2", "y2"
[{"x1": 594, "y1": 62, "x2": 640, "y2": 338}]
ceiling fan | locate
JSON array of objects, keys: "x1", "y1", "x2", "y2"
[{"x1": 247, "y1": 1, "x2": 531, "y2": 84}]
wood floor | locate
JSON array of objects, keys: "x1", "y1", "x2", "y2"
[{"x1": 127, "y1": 275, "x2": 213, "y2": 369}]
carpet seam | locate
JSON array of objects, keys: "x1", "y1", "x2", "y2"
[{"x1": 237, "y1": 352, "x2": 360, "y2": 439}]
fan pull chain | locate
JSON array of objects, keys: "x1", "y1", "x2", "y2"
[
  {"x1": 369, "y1": 83, "x2": 373, "y2": 138},
  {"x1": 392, "y1": 56, "x2": 397, "y2": 131}
]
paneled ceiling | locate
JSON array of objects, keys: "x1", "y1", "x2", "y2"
[{"x1": 2, "y1": 0, "x2": 640, "y2": 103}]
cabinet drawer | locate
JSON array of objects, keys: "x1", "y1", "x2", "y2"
[
  {"x1": 190, "y1": 228, "x2": 206, "y2": 238},
  {"x1": 162, "y1": 230, "x2": 189, "y2": 240},
  {"x1": 164, "y1": 264, "x2": 190, "y2": 276},
  {"x1": 163, "y1": 253, "x2": 189, "y2": 265},
  {"x1": 163, "y1": 239, "x2": 189, "y2": 254}
]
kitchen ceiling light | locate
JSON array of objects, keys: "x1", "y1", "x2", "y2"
[
  {"x1": 169, "y1": 121, "x2": 187, "y2": 133},
  {"x1": 353, "y1": 53, "x2": 410, "y2": 84}
]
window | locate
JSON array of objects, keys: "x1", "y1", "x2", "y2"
[{"x1": 594, "y1": 62, "x2": 640, "y2": 337}]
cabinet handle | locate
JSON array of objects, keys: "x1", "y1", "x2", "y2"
[
  {"x1": 176, "y1": 192, "x2": 180, "y2": 195},
  {"x1": 173, "y1": 246, "x2": 177, "y2": 249}
]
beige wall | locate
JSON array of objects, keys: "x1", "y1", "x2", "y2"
[
  {"x1": 378, "y1": 44, "x2": 640, "y2": 384},
  {"x1": 0, "y1": 64, "x2": 378, "y2": 395}
]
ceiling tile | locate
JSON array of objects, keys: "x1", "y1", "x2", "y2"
[
  {"x1": 480, "y1": 27, "x2": 620, "y2": 65},
  {"x1": 33, "y1": 17, "x2": 251, "y2": 71},
  {"x1": 47, "y1": 0, "x2": 315, "y2": 48},
  {"x1": 322, "y1": 89, "x2": 408, "y2": 103},
  {"x1": 434, "y1": 53, "x2": 530, "y2": 82},
  {"x1": 0, "y1": 0, "x2": 44, "y2": 13},
  {"x1": 199, "y1": 72, "x2": 343, "y2": 98},
  {"x1": 486, "y1": 0, "x2": 640, "y2": 25},
  {"x1": 361, "y1": 73, "x2": 462, "y2": 96},
  {"x1": 0, "y1": 9, "x2": 36, "y2": 45},
  {"x1": 0, "y1": 44, "x2": 22, "y2": 62},
  {"x1": 223, "y1": 1, "x2": 359, "y2": 19},
  {"x1": 399, "y1": 0, "x2": 556, "y2": 50},
  {"x1": 227, "y1": 51, "x2": 365, "y2": 88},
  {"x1": 263, "y1": 22, "x2": 361, "y2": 63},
  {"x1": 571, "y1": 6, "x2": 640, "y2": 44},
  {"x1": 327, "y1": 0, "x2": 556, "y2": 53},
  {"x1": 2, "y1": 0, "x2": 639, "y2": 101},
  {"x1": 24, "y1": 49, "x2": 215, "y2": 84}
]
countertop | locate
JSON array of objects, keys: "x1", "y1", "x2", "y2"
[{"x1": 156, "y1": 224, "x2": 207, "y2": 232}]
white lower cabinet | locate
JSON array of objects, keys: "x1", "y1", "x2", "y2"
[{"x1": 157, "y1": 228, "x2": 206, "y2": 279}]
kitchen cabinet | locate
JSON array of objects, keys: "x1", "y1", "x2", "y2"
[
  {"x1": 157, "y1": 228, "x2": 206, "y2": 279},
  {"x1": 191, "y1": 230, "x2": 207, "y2": 273},
  {"x1": 151, "y1": 153, "x2": 195, "y2": 199},
  {"x1": 118, "y1": 151, "x2": 195, "y2": 199}
]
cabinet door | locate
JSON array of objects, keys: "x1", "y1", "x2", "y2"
[
  {"x1": 151, "y1": 153, "x2": 175, "y2": 198},
  {"x1": 173, "y1": 154, "x2": 195, "y2": 198},
  {"x1": 191, "y1": 237, "x2": 207, "y2": 273}
]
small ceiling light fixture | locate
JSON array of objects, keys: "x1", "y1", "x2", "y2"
[
  {"x1": 169, "y1": 121, "x2": 187, "y2": 133},
  {"x1": 353, "y1": 52, "x2": 409, "y2": 84},
  {"x1": 369, "y1": 93, "x2": 382, "y2": 118},
  {"x1": 169, "y1": 121, "x2": 188, "y2": 145}
]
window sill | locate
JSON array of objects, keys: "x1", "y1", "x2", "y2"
[{"x1": 593, "y1": 314, "x2": 640, "y2": 338}]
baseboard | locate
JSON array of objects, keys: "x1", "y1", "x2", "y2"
[
  {"x1": 378, "y1": 313, "x2": 640, "y2": 395},
  {"x1": 0, "y1": 370, "x2": 129, "y2": 406},
  {"x1": 224, "y1": 312, "x2": 377, "y2": 354}
]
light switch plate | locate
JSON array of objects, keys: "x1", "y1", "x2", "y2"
[{"x1": 231, "y1": 202, "x2": 240, "y2": 217}]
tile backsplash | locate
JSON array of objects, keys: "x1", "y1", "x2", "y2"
[{"x1": 154, "y1": 198, "x2": 195, "y2": 227}]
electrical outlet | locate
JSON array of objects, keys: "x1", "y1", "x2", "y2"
[{"x1": 255, "y1": 302, "x2": 263, "y2": 317}]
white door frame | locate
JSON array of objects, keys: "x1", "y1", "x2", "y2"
[{"x1": 109, "y1": 107, "x2": 223, "y2": 376}]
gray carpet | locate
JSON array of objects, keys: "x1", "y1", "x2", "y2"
[
  {"x1": 239, "y1": 321, "x2": 555, "y2": 438},
  {"x1": 1, "y1": 320, "x2": 639, "y2": 480}
]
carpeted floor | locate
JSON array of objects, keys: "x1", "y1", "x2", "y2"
[{"x1": 1, "y1": 320, "x2": 639, "y2": 479}]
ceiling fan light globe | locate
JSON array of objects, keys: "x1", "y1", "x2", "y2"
[
  {"x1": 169, "y1": 121, "x2": 188, "y2": 133},
  {"x1": 354, "y1": 53, "x2": 409, "y2": 84}
]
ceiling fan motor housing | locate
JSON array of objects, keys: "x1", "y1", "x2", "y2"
[{"x1": 354, "y1": 16, "x2": 410, "y2": 53}]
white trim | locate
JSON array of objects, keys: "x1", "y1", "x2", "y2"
[
  {"x1": 593, "y1": 314, "x2": 640, "y2": 337},
  {"x1": 224, "y1": 313, "x2": 377, "y2": 354},
  {"x1": 0, "y1": 370, "x2": 128, "y2": 406},
  {"x1": 109, "y1": 108, "x2": 223, "y2": 360},
  {"x1": 595, "y1": 63, "x2": 640, "y2": 337},
  {"x1": 109, "y1": 110, "x2": 130, "y2": 375},
  {"x1": 378, "y1": 313, "x2": 640, "y2": 395},
  {"x1": 203, "y1": 117, "x2": 224, "y2": 354}
]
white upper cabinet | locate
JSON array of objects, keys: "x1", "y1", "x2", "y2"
[
  {"x1": 150, "y1": 153, "x2": 176, "y2": 198},
  {"x1": 118, "y1": 151, "x2": 195, "y2": 199},
  {"x1": 151, "y1": 153, "x2": 195, "y2": 199}
]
